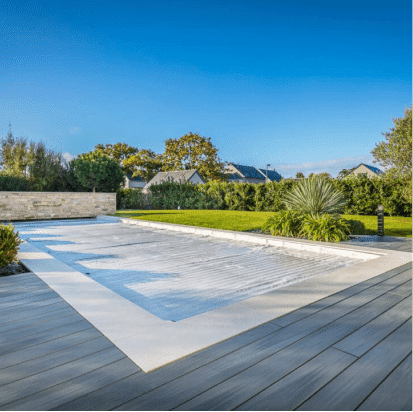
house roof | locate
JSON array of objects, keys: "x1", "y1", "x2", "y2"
[
  {"x1": 126, "y1": 174, "x2": 145, "y2": 182},
  {"x1": 257, "y1": 168, "x2": 282, "y2": 182},
  {"x1": 230, "y1": 164, "x2": 266, "y2": 179},
  {"x1": 343, "y1": 163, "x2": 383, "y2": 179},
  {"x1": 362, "y1": 164, "x2": 383, "y2": 175},
  {"x1": 144, "y1": 169, "x2": 205, "y2": 188}
]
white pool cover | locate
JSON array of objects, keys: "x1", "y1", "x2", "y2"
[{"x1": 15, "y1": 218, "x2": 361, "y2": 321}]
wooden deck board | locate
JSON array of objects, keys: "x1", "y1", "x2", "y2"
[
  {"x1": 0, "y1": 237, "x2": 410, "y2": 411},
  {"x1": 0, "y1": 320, "x2": 94, "y2": 356},
  {"x1": 0, "y1": 328, "x2": 103, "y2": 370},
  {"x1": 356, "y1": 353, "x2": 412, "y2": 411},
  {"x1": 0, "y1": 347, "x2": 126, "y2": 409},
  {"x1": 232, "y1": 348, "x2": 356, "y2": 411},
  {"x1": 0, "y1": 312, "x2": 87, "y2": 345},
  {"x1": 0, "y1": 306, "x2": 76, "y2": 334},
  {"x1": 296, "y1": 319, "x2": 412, "y2": 411}
]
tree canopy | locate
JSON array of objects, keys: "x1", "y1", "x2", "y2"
[
  {"x1": 371, "y1": 106, "x2": 412, "y2": 204},
  {"x1": 123, "y1": 149, "x2": 163, "y2": 182},
  {"x1": 72, "y1": 153, "x2": 124, "y2": 192},
  {"x1": 162, "y1": 132, "x2": 227, "y2": 181},
  {"x1": 82, "y1": 142, "x2": 139, "y2": 176},
  {"x1": 371, "y1": 106, "x2": 412, "y2": 178}
]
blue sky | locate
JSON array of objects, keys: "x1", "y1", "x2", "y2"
[{"x1": 1, "y1": 0, "x2": 411, "y2": 177}]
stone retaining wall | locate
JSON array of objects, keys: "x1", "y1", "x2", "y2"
[{"x1": 0, "y1": 192, "x2": 116, "y2": 221}]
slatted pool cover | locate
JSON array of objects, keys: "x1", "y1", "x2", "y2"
[{"x1": 15, "y1": 218, "x2": 361, "y2": 321}]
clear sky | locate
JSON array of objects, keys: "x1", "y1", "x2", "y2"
[{"x1": 1, "y1": 0, "x2": 411, "y2": 177}]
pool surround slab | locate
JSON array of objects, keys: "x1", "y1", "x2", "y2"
[{"x1": 17, "y1": 217, "x2": 412, "y2": 373}]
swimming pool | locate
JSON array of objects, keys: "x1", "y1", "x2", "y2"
[{"x1": 16, "y1": 217, "x2": 363, "y2": 321}]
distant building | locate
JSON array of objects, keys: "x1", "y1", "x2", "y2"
[
  {"x1": 226, "y1": 163, "x2": 282, "y2": 183},
  {"x1": 142, "y1": 169, "x2": 205, "y2": 193},
  {"x1": 342, "y1": 164, "x2": 383, "y2": 179},
  {"x1": 124, "y1": 174, "x2": 146, "y2": 189}
]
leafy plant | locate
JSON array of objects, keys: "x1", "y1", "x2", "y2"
[
  {"x1": 72, "y1": 153, "x2": 124, "y2": 192},
  {"x1": 0, "y1": 173, "x2": 30, "y2": 191},
  {"x1": 0, "y1": 224, "x2": 23, "y2": 267},
  {"x1": 301, "y1": 213, "x2": 350, "y2": 242},
  {"x1": 283, "y1": 175, "x2": 347, "y2": 215},
  {"x1": 346, "y1": 219, "x2": 366, "y2": 235},
  {"x1": 262, "y1": 210, "x2": 304, "y2": 237},
  {"x1": 116, "y1": 188, "x2": 147, "y2": 210}
]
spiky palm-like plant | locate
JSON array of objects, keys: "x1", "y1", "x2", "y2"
[{"x1": 283, "y1": 175, "x2": 347, "y2": 215}]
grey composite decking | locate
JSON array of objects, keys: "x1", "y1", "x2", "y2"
[{"x1": 0, "y1": 239, "x2": 411, "y2": 411}]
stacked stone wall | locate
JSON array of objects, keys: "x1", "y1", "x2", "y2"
[{"x1": 0, "y1": 192, "x2": 116, "y2": 221}]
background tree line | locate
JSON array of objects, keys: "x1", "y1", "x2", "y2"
[{"x1": 1, "y1": 106, "x2": 411, "y2": 212}]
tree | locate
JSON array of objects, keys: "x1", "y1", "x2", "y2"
[
  {"x1": 295, "y1": 172, "x2": 305, "y2": 178},
  {"x1": 72, "y1": 153, "x2": 124, "y2": 192},
  {"x1": 317, "y1": 172, "x2": 331, "y2": 178},
  {"x1": 123, "y1": 149, "x2": 163, "y2": 182},
  {"x1": 0, "y1": 126, "x2": 32, "y2": 177},
  {"x1": 83, "y1": 142, "x2": 139, "y2": 175},
  {"x1": 338, "y1": 168, "x2": 355, "y2": 179},
  {"x1": 372, "y1": 105, "x2": 412, "y2": 203},
  {"x1": 371, "y1": 106, "x2": 412, "y2": 178},
  {"x1": 27, "y1": 141, "x2": 66, "y2": 191},
  {"x1": 162, "y1": 132, "x2": 227, "y2": 181}
]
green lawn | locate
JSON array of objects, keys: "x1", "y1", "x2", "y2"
[{"x1": 113, "y1": 210, "x2": 412, "y2": 238}]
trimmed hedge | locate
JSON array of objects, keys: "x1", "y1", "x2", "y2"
[
  {"x1": 145, "y1": 175, "x2": 411, "y2": 216},
  {"x1": 0, "y1": 174, "x2": 30, "y2": 191}
]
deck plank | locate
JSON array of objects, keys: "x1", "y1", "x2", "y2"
[
  {"x1": 4, "y1": 358, "x2": 139, "y2": 411},
  {"x1": 0, "y1": 312, "x2": 88, "y2": 345},
  {"x1": 333, "y1": 295, "x2": 412, "y2": 357},
  {"x1": 0, "y1": 306, "x2": 76, "y2": 335},
  {"x1": 271, "y1": 267, "x2": 411, "y2": 327},
  {"x1": 0, "y1": 336, "x2": 114, "y2": 386},
  {"x1": 296, "y1": 319, "x2": 412, "y2": 411},
  {"x1": 356, "y1": 353, "x2": 412, "y2": 411},
  {"x1": 0, "y1": 328, "x2": 104, "y2": 370},
  {"x1": 233, "y1": 348, "x2": 356, "y2": 411},
  {"x1": 0, "y1": 301, "x2": 71, "y2": 325},
  {"x1": 0, "y1": 347, "x2": 125, "y2": 409},
  {"x1": 0, "y1": 320, "x2": 94, "y2": 356}
]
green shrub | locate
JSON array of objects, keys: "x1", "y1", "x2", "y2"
[
  {"x1": 0, "y1": 224, "x2": 23, "y2": 267},
  {"x1": 301, "y1": 213, "x2": 350, "y2": 242},
  {"x1": 148, "y1": 181, "x2": 217, "y2": 210},
  {"x1": 0, "y1": 173, "x2": 30, "y2": 191},
  {"x1": 262, "y1": 210, "x2": 304, "y2": 237},
  {"x1": 224, "y1": 183, "x2": 255, "y2": 211},
  {"x1": 116, "y1": 188, "x2": 147, "y2": 210},
  {"x1": 284, "y1": 175, "x2": 347, "y2": 215},
  {"x1": 346, "y1": 219, "x2": 366, "y2": 235}
]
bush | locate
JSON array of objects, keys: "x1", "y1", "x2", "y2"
[
  {"x1": 301, "y1": 213, "x2": 350, "y2": 242},
  {"x1": 116, "y1": 188, "x2": 147, "y2": 210},
  {"x1": 148, "y1": 180, "x2": 217, "y2": 210},
  {"x1": 346, "y1": 219, "x2": 366, "y2": 235},
  {"x1": 262, "y1": 210, "x2": 304, "y2": 237},
  {"x1": 0, "y1": 223, "x2": 23, "y2": 267},
  {"x1": 0, "y1": 173, "x2": 30, "y2": 191}
]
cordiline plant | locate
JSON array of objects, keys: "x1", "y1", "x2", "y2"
[{"x1": 283, "y1": 175, "x2": 347, "y2": 215}]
